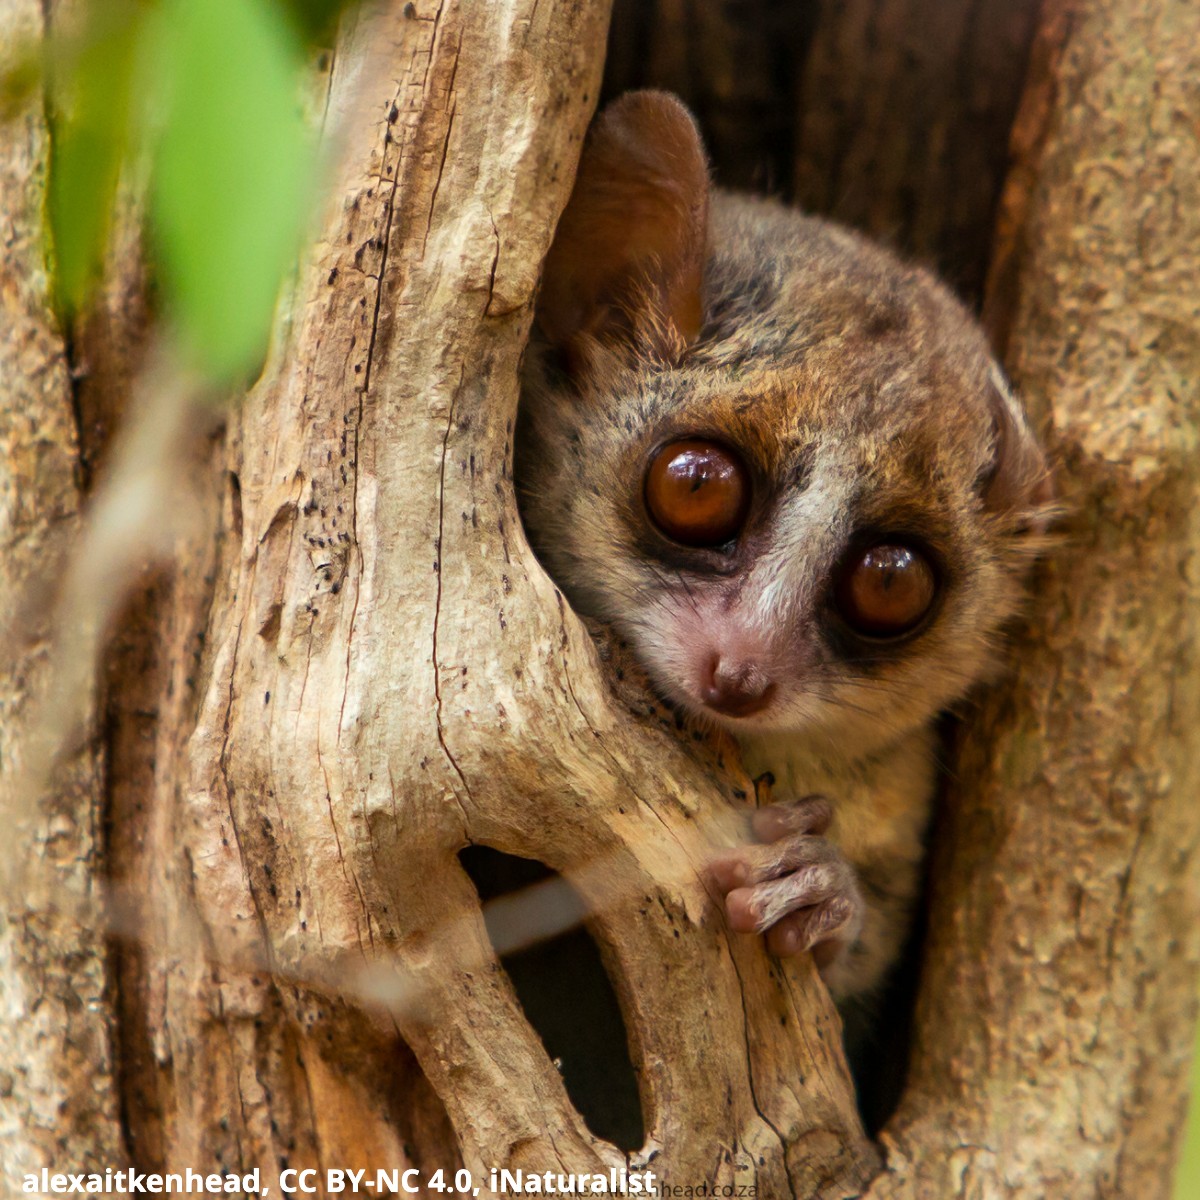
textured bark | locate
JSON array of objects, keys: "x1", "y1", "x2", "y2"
[
  {"x1": 3, "y1": 0, "x2": 1198, "y2": 1197},
  {"x1": 0, "y1": 0, "x2": 125, "y2": 1189},
  {"x1": 865, "y1": 0, "x2": 1200, "y2": 1195}
]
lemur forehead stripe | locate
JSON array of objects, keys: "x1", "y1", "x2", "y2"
[
  {"x1": 516, "y1": 90, "x2": 1052, "y2": 1010},
  {"x1": 751, "y1": 457, "x2": 858, "y2": 625}
]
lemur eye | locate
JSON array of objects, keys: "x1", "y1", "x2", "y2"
[
  {"x1": 644, "y1": 439, "x2": 750, "y2": 547},
  {"x1": 835, "y1": 543, "x2": 937, "y2": 637}
]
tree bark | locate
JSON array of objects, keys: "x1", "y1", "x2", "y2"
[
  {"x1": 2, "y1": 0, "x2": 1198, "y2": 1197},
  {"x1": 866, "y1": 1, "x2": 1200, "y2": 1194},
  {"x1": 0, "y1": 0, "x2": 127, "y2": 1190}
]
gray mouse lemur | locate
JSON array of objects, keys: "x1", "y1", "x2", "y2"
[{"x1": 516, "y1": 91, "x2": 1051, "y2": 1004}]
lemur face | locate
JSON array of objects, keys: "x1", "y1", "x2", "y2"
[{"x1": 517, "y1": 93, "x2": 1050, "y2": 753}]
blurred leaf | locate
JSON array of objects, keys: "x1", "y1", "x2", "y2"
[
  {"x1": 1176, "y1": 1013, "x2": 1200, "y2": 1200},
  {"x1": 145, "y1": 0, "x2": 315, "y2": 382},
  {"x1": 46, "y1": 2, "x2": 144, "y2": 313}
]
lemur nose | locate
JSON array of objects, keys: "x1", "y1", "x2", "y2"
[{"x1": 702, "y1": 656, "x2": 776, "y2": 718}]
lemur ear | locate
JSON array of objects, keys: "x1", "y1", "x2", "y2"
[
  {"x1": 981, "y1": 367, "x2": 1054, "y2": 530},
  {"x1": 537, "y1": 90, "x2": 710, "y2": 372}
]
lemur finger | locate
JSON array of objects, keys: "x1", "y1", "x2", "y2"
[
  {"x1": 750, "y1": 795, "x2": 832, "y2": 843},
  {"x1": 709, "y1": 830, "x2": 830, "y2": 892},
  {"x1": 724, "y1": 860, "x2": 846, "y2": 934},
  {"x1": 765, "y1": 896, "x2": 859, "y2": 959}
]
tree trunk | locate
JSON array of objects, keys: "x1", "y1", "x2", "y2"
[
  {"x1": 2, "y1": 0, "x2": 1198, "y2": 1198},
  {"x1": 0, "y1": 0, "x2": 125, "y2": 1182},
  {"x1": 870, "y1": 2, "x2": 1200, "y2": 1193}
]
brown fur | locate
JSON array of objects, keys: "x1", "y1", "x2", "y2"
[{"x1": 516, "y1": 92, "x2": 1051, "y2": 1003}]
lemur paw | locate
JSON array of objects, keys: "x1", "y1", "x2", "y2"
[{"x1": 709, "y1": 794, "x2": 863, "y2": 967}]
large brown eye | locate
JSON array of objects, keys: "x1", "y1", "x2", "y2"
[
  {"x1": 644, "y1": 439, "x2": 750, "y2": 547},
  {"x1": 835, "y1": 543, "x2": 937, "y2": 637}
]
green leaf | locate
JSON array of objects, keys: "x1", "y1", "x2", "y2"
[
  {"x1": 145, "y1": 0, "x2": 315, "y2": 382},
  {"x1": 1176, "y1": 1013, "x2": 1200, "y2": 1200},
  {"x1": 46, "y1": 3, "x2": 143, "y2": 313}
]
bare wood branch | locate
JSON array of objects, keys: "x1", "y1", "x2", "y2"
[{"x1": 116, "y1": 0, "x2": 874, "y2": 1193}]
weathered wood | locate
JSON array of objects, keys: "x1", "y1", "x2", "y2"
[
  {"x1": 866, "y1": 0, "x2": 1200, "y2": 1194},
  {"x1": 129, "y1": 1, "x2": 873, "y2": 1195}
]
